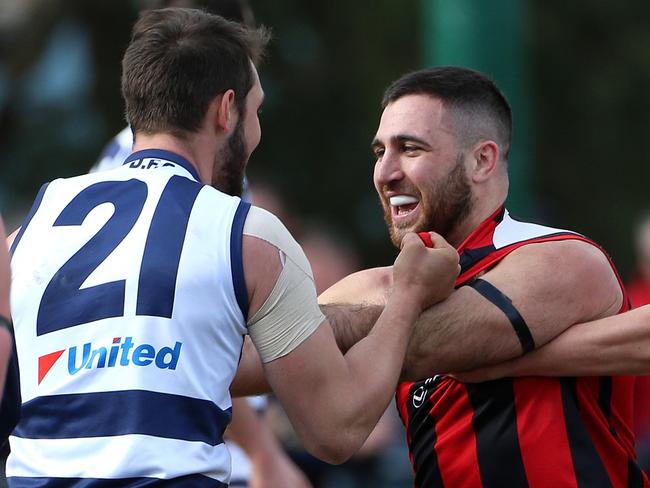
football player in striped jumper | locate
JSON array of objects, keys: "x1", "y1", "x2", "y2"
[
  {"x1": 321, "y1": 66, "x2": 647, "y2": 488},
  {"x1": 38, "y1": 0, "x2": 306, "y2": 485}
]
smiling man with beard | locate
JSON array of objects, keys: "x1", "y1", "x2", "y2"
[{"x1": 320, "y1": 66, "x2": 647, "y2": 487}]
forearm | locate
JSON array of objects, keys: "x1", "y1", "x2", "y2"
[
  {"x1": 501, "y1": 306, "x2": 650, "y2": 377},
  {"x1": 320, "y1": 303, "x2": 382, "y2": 353},
  {"x1": 322, "y1": 290, "x2": 520, "y2": 379},
  {"x1": 268, "y1": 295, "x2": 420, "y2": 464},
  {"x1": 338, "y1": 296, "x2": 420, "y2": 429}
]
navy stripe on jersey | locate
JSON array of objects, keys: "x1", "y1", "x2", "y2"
[
  {"x1": 230, "y1": 480, "x2": 248, "y2": 487},
  {"x1": 459, "y1": 245, "x2": 495, "y2": 275},
  {"x1": 136, "y1": 176, "x2": 202, "y2": 318},
  {"x1": 598, "y1": 377, "x2": 613, "y2": 429},
  {"x1": 7, "y1": 474, "x2": 228, "y2": 487},
  {"x1": 407, "y1": 381, "x2": 444, "y2": 488},
  {"x1": 466, "y1": 380, "x2": 528, "y2": 487},
  {"x1": 560, "y1": 378, "x2": 612, "y2": 487},
  {"x1": 231, "y1": 201, "x2": 251, "y2": 321},
  {"x1": 124, "y1": 149, "x2": 201, "y2": 182},
  {"x1": 10, "y1": 182, "x2": 49, "y2": 257},
  {"x1": 13, "y1": 390, "x2": 231, "y2": 446}
]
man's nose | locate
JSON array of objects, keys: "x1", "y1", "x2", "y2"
[{"x1": 375, "y1": 151, "x2": 404, "y2": 187}]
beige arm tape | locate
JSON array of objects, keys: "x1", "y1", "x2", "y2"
[{"x1": 243, "y1": 206, "x2": 325, "y2": 363}]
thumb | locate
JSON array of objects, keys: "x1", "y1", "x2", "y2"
[{"x1": 400, "y1": 232, "x2": 422, "y2": 250}]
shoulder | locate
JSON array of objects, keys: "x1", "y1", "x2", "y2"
[
  {"x1": 243, "y1": 206, "x2": 310, "y2": 274},
  {"x1": 244, "y1": 206, "x2": 293, "y2": 244},
  {"x1": 496, "y1": 238, "x2": 623, "y2": 316},
  {"x1": 494, "y1": 212, "x2": 616, "y2": 286},
  {"x1": 502, "y1": 238, "x2": 613, "y2": 278},
  {"x1": 242, "y1": 206, "x2": 310, "y2": 320}
]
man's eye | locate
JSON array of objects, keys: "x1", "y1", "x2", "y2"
[
  {"x1": 403, "y1": 145, "x2": 419, "y2": 153},
  {"x1": 373, "y1": 148, "x2": 385, "y2": 158}
]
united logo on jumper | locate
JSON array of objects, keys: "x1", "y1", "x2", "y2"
[{"x1": 37, "y1": 337, "x2": 183, "y2": 384}]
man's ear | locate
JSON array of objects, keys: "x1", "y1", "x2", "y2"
[
  {"x1": 213, "y1": 89, "x2": 237, "y2": 133},
  {"x1": 470, "y1": 140, "x2": 500, "y2": 183}
]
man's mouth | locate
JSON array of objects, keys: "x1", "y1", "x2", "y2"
[{"x1": 389, "y1": 194, "x2": 419, "y2": 218}]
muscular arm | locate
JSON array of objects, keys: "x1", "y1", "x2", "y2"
[
  {"x1": 242, "y1": 216, "x2": 458, "y2": 463},
  {"x1": 317, "y1": 267, "x2": 388, "y2": 354},
  {"x1": 321, "y1": 240, "x2": 623, "y2": 380},
  {"x1": 455, "y1": 305, "x2": 650, "y2": 381},
  {"x1": 403, "y1": 240, "x2": 622, "y2": 378}
]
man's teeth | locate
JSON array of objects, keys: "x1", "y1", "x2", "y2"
[{"x1": 389, "y1": 195, "x2": 418, "y2": 207}]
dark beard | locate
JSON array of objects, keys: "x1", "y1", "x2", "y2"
[
  {"x1": 384, "y1": 154, "x2": 473, "y2": 247},
  {"x1": 212, "y1": 120, "x2": 246, "y2": 197}
]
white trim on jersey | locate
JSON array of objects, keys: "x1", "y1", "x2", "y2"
[
  {"x1": 493, "y1": 210, "x2": 579, "y2": 250},
  {"x1": 8, "y1": 435, "x2": 231, "y2": 481}
]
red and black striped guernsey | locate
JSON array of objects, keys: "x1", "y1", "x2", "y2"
[{"x1": 396, "y1": 207, "x2": 649, "y2": 488}]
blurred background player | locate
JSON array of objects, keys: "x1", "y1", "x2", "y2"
[
  {"x1": 0, "y1": 216, "x2": 20, "y2": 488},
  {"x1": 628, "y1": 213, "x2": 650, "y2": 470},
  {"x1": 0, "y1": 216, "x2": 13, "y2": 405}
]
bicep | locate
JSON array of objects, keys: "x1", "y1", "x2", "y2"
[
  {"x1": 482, "y1": 239, "x2": 622, "y2": 348},
  {"x1": 319, "y1": 266, "x2": 392, "y2": 306},
  {"x1": 262, "y1": 319, "x2": 343, "y2": 395},
  {"x1": 403, "y1": 239, "x2": 623, "y2": 377}
]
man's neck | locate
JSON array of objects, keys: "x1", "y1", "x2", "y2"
[
  {"x1": 445, "y1": 177, "x2": 509, "y2": 248},
  {"x1": 446, "y1": 199, "x2": 507, "y2": 249}
]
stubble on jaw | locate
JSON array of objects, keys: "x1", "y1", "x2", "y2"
[
  {"x1": 212, "y1": 120, "x2": 247, "y2": 197},
  {"x1": 382, "y1": 155, "x2": 473, "y2": 248}
]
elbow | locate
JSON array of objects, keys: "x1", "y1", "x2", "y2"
[
  {"x1": 306, "y1": 443, "x2": 354, "y2": 465},
  {"x1": 300, "y1": 428, "x2": 364, "y2": 465}
]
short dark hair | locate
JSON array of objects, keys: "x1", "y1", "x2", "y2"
[
  {"x1": 382, "y1": 66, "x2": 512, "y2": 160},
  {"x1": 122, "y1": 7, "x2": 269, "y2": 137},
  {"x1": 141, "y1": 0, "x2": 256, "y2": 26}
]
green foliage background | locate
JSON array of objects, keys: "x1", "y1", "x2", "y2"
[{"x1": 1, "y1": 0, "x2": 649, "y2": 275}]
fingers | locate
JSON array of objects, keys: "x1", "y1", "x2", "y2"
[
  {"x1": 423, "y1": 231, "x2": 455, "y2": 251},
  {"x1": 405, "y1": 231, "x2": 455, "y2": 251}
]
